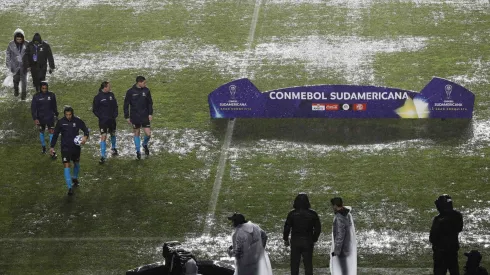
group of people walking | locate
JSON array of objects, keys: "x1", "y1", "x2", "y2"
[
  {"x1": 5, "y1": 28, "x2": 55, "y2": 100},
  {"x1": 6, "y1": 29, "x2": 154, "y2": 196},
  {"x1": 226, "y1": 193, "x2": 487, "y2": 275},
  {"x1": 30, "y1": 76, "x2": 154, "y2": 196}
]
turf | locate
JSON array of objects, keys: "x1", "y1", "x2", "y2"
[{"x1": 0, "y1": 0, "x2": 489, "y2": 274}]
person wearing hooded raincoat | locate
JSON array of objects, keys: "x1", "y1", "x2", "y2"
[
  {"x1": 430, "y1": 194, "x2": 463, "y2": 275},
  {"x1": 5, "y1": 28, "x2": 28, "y2": 99},
  {"x1": 283, "y1": 193, "x2": 322, "y2": 275},
  {"x1": 330, "y1": 197, "x2": 357, "y2": 275},
  {"x1": 227, "y1": 213, "x2": 272, "y2": 275},
  {"x1": 25, "y1": 33, "x2": 55, "y2": 93}
]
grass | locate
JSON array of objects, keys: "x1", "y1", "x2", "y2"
[{"x1": 0, "y1": 0, "x2": 489, "y2": 273}]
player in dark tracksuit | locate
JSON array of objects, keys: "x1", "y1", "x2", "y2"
[
  {"x1": 93, "y1": 81, "x2": 118, "y2": 164},
  {"x1": 31, "y1": 81, "x2": 58, "y2": 155},
  {"x1": 123, "y1": 76, "x2": 153, "y2": 159},
  {"x1": 50, "y1": 106, "x2": 89, "y2": 195}
]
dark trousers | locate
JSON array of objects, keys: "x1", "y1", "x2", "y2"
[
  {"x1": 29, "y1": 65, "x2": 47, "y2": 92},
  {"x1": 13, "y1": 70, "x2": 27, "y2": 99},
  {"x1": 433, "y1": 250, "x2": 460, "y2": 275},
  {"x1": 290, "y1": 238, "x2": 314, "y2": 275}
]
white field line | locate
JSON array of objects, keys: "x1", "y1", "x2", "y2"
[
  {"x1": 202, "y1": 0, "x2": 262, "y2": 235},
  {"x1": 0, "y1": 237, "x2": 166, "y2": 242}
]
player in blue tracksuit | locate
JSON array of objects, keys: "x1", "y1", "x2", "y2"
[
  {"x1": 93, "y1": 81, "x2": 118, "y2": 164},
  {"x1": 50, "y1": 106, "x2": 89, "y2": 195},
  {"x1": 123, "y1": 76, "x2": 153, "y2": 159},
  {"x1": 31, "y1": 81, "x2": 58, "y2": 155}
]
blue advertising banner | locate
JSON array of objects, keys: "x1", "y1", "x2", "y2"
[{"x1": 208, "y1": 78, "x2": 474, "y2": 119}]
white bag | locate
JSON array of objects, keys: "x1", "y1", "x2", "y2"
[{"x1": 2, "y1": 74, "x2": 13, "y2": 88}]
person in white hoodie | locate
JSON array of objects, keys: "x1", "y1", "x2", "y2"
[
  {"x1": 227, "y1": 213, "x2": 272, "y2": 275},
  {"x1": 6, "y1": 28, "x2": 28, "y2": 100}
]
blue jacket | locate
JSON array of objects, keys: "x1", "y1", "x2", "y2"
[
  {"x1": 31, "y1": 91, "x2": 58, "y2": 122},
  {"x1": 50, "y1": 116, "x2": 90, "y2": 152},
  {"x1": 93, "y1": 91, "x2": 118, "y2": 124},
  {"x1": 123, "y1": 84, "x2": 153, "y2": 123}
]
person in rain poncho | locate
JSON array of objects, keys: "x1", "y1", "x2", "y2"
[
  {"x1": 227, "y1": 213, "x2": 272, "y2": 275},
  {"x1": 330, "y1": 197, "x2": 357, "y2": 275},
  {"x1": 5, "y1": 28, "x2": 28, "y2": 99}
]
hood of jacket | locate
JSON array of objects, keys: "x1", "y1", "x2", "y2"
[
  {"x1": 293, "y1": 193, "x2": 311, "y2": 210},
  {"x1": 13, "y1": 28, "x2": 25, "y2": 40},
  {"x1": 435, "y1": 195, "x2": 454, "y2": 214},
  {"x1": 32, "y1": 33, "x2": 42, "y2": 44}
]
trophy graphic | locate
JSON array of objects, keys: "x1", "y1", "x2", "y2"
[
  {"x1": 445, "y1": 84, "x2": 452, "y2": 99},
  {"x1": 229, "y1": 85, "x2": 237, "y2": 100}
]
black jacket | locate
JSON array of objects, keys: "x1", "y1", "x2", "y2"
[
  {"x1": 93, "y1": 91, "x2": 118, "y2": 124},
  {"x1": 123, "y1": 84, "x2": 153, "y2": 123},
  {"x1": 283, "y1": 209, "x2": 321, "y2": 243},
  {"x1": 50, "y1": 116, "x2": 89, "y2": 152},
  {"x1": 430, "y1": 209, "x2": 463, "y2": 252},
  {"x1": 31, "y1": 91, "x2": 58, "y2": 121},
  {"x1": 283, "y1": 194, "x2": 321, "y2": 243},
  {"x1": 24, "y1": 33, "x2": 54, "y2": 70},
  {"x1": 465, "y1": 267, "x2": 489, "y2": 275}
]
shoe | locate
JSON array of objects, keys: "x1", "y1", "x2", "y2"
[
  {"x1": 143, "y1": 145, "x2": 149, "y2": 156},
  {"x1": 111, "y1": 148, "x2": 118, "y2": 156},
  {"x1": 136, "y1": 151, "x2": 141, "y2": 160},
  {"x1": 51, "y1": 152, "x2": 57, "y2": 160},
  {"x1": 72, "y1": 178, "x2": 79, "y2": 187},
  {"x1": 42, "y1": 146, "x2": 46, "y2": 154},
  {"x1": 68, "y1": 188, "x2": 74, "y2": 196},
  {"x1": 20, "y1": 92, "x2": 26, "y2": 101},
  {"x1": 14, "y1": 89, "x2": 19, "y2": 97},
  {"x1": 99, "y1": 157, "x2": 106, "y2": 164}
]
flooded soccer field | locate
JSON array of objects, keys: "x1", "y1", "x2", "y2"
[{"x1": 0, "y1": 0, "x2": 489, "y2": 274}]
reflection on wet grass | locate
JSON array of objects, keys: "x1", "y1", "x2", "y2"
[{"x1": 225, "y1": 118, "x2": 474, "y2": 146}]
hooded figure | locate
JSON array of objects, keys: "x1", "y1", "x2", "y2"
[
  {"x1": 24, "y1": 33, "x2": 55, "y2": 92},
  {"x1": 227, "y1": 213, "x2": 272, "y2": 275},
  {"x1": 464, "y1": 250, "x2": 488, "y2": 275},
  {"x1": 283, "y1": 193, "x2": 322, "y2": 275},
  {"x1": 5, "y1": 28, "x2": 28, "y2": 99},
  {"x1": 330, "y1": 197, "x2": 357, "y2": 275},
  {"x1": 429, "y1": 194, "x2": 463, "y2": 275}
]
